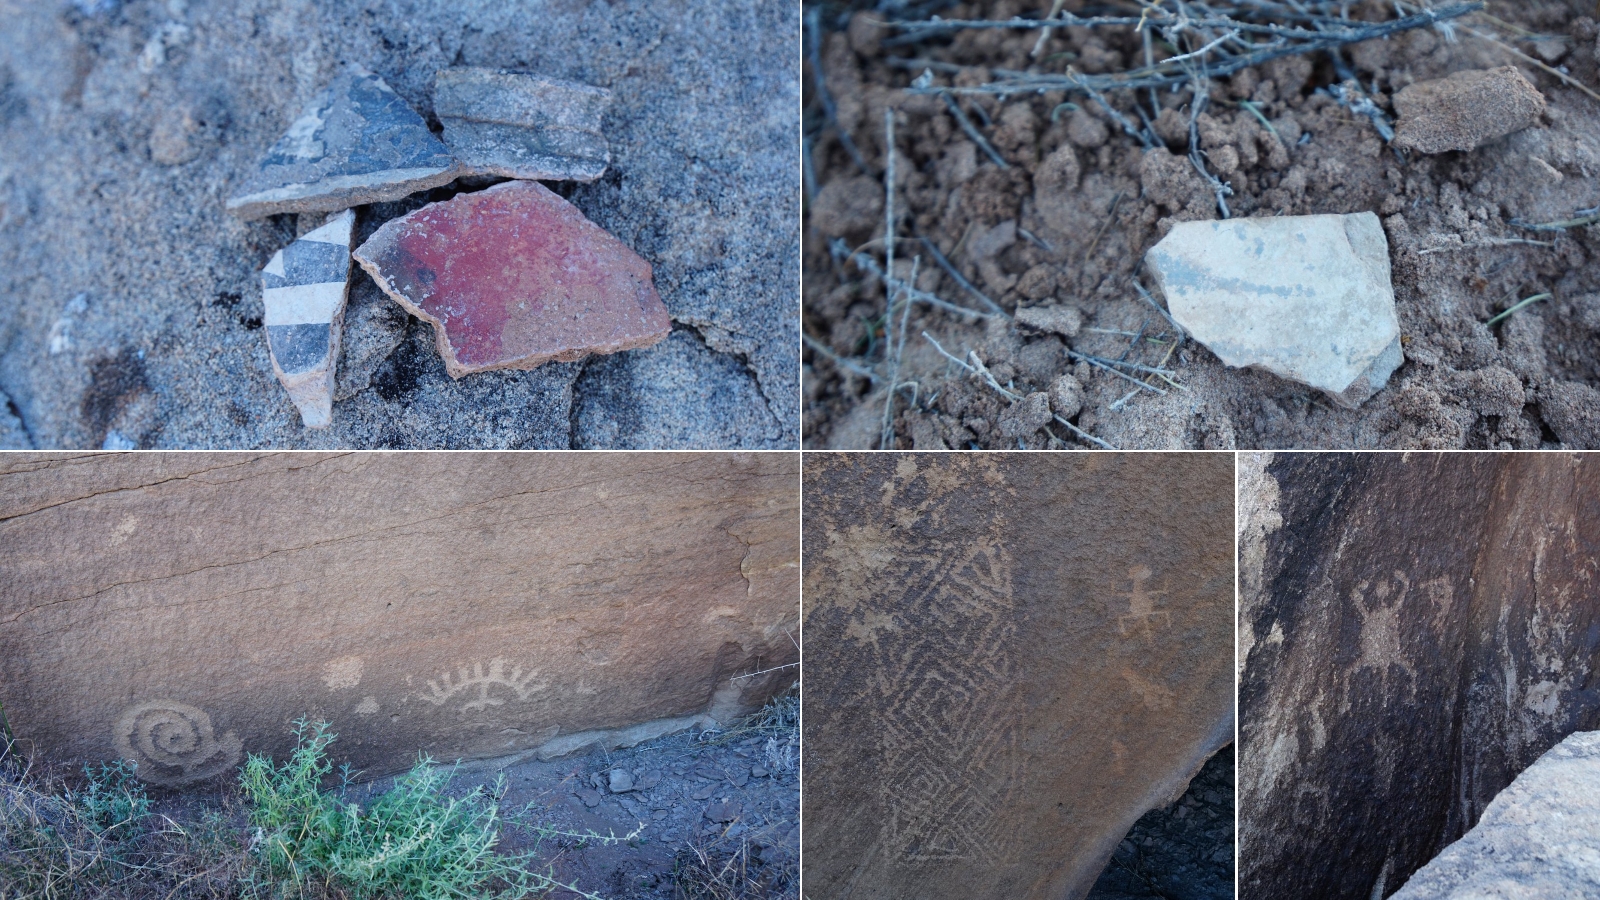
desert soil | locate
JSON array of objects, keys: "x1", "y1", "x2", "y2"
[
  {"x1": 803, "y1": 0, "x2": 1600, "y2": 449},
  {"x1": 0, "y1": 0, "x2": 797, "y2": 450},
  {"x1": 140, "y1": 702, "x2": 800, "y2": 900}
]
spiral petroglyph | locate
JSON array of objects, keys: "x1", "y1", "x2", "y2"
[
  {"x1": 421, "y1": 658, "x2": 547, "y2": 711},
  {"x1": 113, "y1": 701, "x2": 243, "y2": 786}
]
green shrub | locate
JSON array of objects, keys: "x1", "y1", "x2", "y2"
[
  {"x1": 73, "y1": 759, "x2": 152, "y2": 836},
  {"x1": 240, "y1": 719, "x2": 620, "y2": 900}
]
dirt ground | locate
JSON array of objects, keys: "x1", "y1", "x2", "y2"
[
  {"x1": 135, "y1": 696, "x2": 800, "y2": 900},
  {"x1": 802, "y1": 0, "x2": 1600, "y2": 449}
]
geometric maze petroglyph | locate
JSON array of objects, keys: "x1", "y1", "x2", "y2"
[{"x1": 851, "y1": 536, "x2": 1024, "y2": 866}]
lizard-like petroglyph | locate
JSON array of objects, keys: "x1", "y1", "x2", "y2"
[
  {"x1": 1116, "y1": 565, "x2": 1171, "y2": 641},
  {"x1": 1346, "y1": 572, "x2": 1419, "y2": 698}
]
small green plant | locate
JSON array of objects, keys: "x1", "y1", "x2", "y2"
[
  {"x1": 240, "y1": 718, "x2": 623, "y2": 900},
  {"x1": 73, "y1": 759, "x2": 152, "y2": 836}
]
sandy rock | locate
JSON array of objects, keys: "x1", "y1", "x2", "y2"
[
  {"x1": 997, "y1": 391, "x2": 1051, "y2": 438},
  {"x1": 355, "y1": 180, "x2": 671, "y2": 377},
  {"x1": 1146, "y1": 213, "x2": 1402, "y2": 408},
  {"x1": 803, "y1": 455, "x2": 1234, "y2": 900},
  {"x1": 1393, "y1": 66, "x2": 1546, "y2": 154},
  {"x1": 1540, "y1": 380, "x2": 1600, "y2": 448},
  {"x1": 1241, "y1": 455, "x2": 1600, "y2": 898},
  {"x1": 1015, "y1": 303, "x2": 1082, "y2": 338},
  {"x1": 0, "y1": 453, "x2": 799, "y2": 787},
  {"x1": 261, "y1": 209, "x2": 354, "y2": 428},
  {"x1": 434, "y1": 68, "x2": 612, "y2": 182},
  {"x1": 226, "y1": 65, "x2": 458, "y2": 219},
  {"x1": 1393, "y1": 731, "x2": 1600, "y2": 899},
  {"x1": 1049, "y1": 373, "x2": 1084, "y2": 419}
]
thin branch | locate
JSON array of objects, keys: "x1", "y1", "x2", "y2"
[
  {"x1": 917, "y1": 236, "x2": 1006, "y2": 315},
  {"x1": 940, "y1": 92, "x2": 1009, "y2": 168},
  {"x1": 922, "y1": 332, "x2": 1118, "y2": 449},
  {"x1": 896, "y1": 3, "x2": 1482, "y2": 97}
]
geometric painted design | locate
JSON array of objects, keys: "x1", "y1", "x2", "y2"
[
  {"x1": 260, "y1": 209, "x2": 353, "y2": 428},
  {"x1": 353, "y1": 180, "x2": 670, "y2": 377},
  {"x1": 226, "y1": 65, "x2": 458, "y2": 219},
  {"x1": 434, "y1": 67, "x2": 612, "y2": 182}
]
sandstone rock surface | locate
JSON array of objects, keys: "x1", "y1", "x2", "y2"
[
  {"x1": 1394, "y1": 66, "x2": 1547, "y2": 154},
  {"x1": 1240, "y1": 453, "x2": 1600, "y2": 899},
  {"x1": 355, "y1": 180, "x2": 671, "y2": 377},
  {"x1": 262, "y1": 209, "x2": 354, "y2": 428},
  {"x1": 803, "y1": 454, "x2": 1234, "y2": 900},
  {"x1": 1146, "y1": 213, "x2": 1402, "y2": 408},
  {"x1": 0, "y1": 452, "x2": 798, "y2": 787},
  {"x1": 226, "y1": 65, "x2": 458, "y2": 219},
  {"x1": 1393, "y1": 730, "x2": 1600, "y2": 900},
  {"x1": 434, "y1": 68, "x2": 611, "y2": 182}
]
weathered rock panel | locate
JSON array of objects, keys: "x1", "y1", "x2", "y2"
[
  {"x1": 1393, "y1": 730, "x2": 1600, "y2": 899},
  {"x1": 0, "y1": 453, "x2": 798, "y2": 787},
  {"x1": 1239, "y1": 453, "x2": 1600, "y2": 899},
  {"x1": 802, "y1": 454, "x2": 1234, "y2": 900}
]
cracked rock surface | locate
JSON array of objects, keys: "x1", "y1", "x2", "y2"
[{"x1": 0, "y1": 0, "x2": 797, "y2": 449}]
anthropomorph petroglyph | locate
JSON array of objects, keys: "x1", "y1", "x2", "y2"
[
  {"x1": 1117, "y1": 565, "x2": 1171, "y2": 641},
  {"x1": 422, "y1": 658, "x2": 547, "y2": 712},
  {"x1": 113, "y1": 700, "x2": 243, "y2": 786},
  {"x1": 1347, "y1": 571, "x2": 1419, "y2": 698}
]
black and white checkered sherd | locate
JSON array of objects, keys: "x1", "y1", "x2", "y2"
[{"x1": 261, "y1": 209, "x2": 354, "y2": 428}]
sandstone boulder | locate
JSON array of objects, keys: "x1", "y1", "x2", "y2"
[
  {"x1": 1393, "y1": 731, "x2": 1600, "y2": 899},
  {"x1": 1240, "y1": 453, "x2": 1600, "y2": 899},
  {"x1": 0, "y1": 453, "x2": 798, "y2": 787},
  {"x1": 802, "y1": 454, "x2": 1234, "y2": 900}
]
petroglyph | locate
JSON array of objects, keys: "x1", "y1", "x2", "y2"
[
  {"x1": 355, "y1": 696, "x2": 380, "y2": 716},
  {"x1": 113, "y1": 700, "x2": 242, "y2": 786},
  {"x1": 421, "y1": 658, "x2": 547, "y2": 712},
  {"x1": 1347, "y1": 572, "x2": 1419, "y2": 699},
  {"x1": 322, "y1": 655, "x2": 363, "y2": 690},
  {"x1": 871, "y1": 538, "x2": 1023, "y2": 865},
  {"x1": 1117, "y1": 565, "x2": 1171, "y2": 642}
]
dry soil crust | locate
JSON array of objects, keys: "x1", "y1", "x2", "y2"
[{"x1": 802, "y1": 0, "x2": 1600, "y2": 450}]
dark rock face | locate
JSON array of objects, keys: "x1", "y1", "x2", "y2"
[
  {"x1": 1085, "y1": 743, "x2": 1236, "y2": 900},
  {"x1": 802, "y1": 454, "x2": 1234, "y2": 900},
  {"x1": 1239, "y1": 453, "x2": 1600, "y2": 900},
  {"x1": 1391, "y1": 730, "x2": 1600, "y2": 899}
]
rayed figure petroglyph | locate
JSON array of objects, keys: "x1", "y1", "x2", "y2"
[
  {"x1": 422, "y1": 658, "x2": 547, "y2": 711},
  {"x1": 113, "y1": 700, "x2": 243, "y2": 786},
  {"x1": 1117, "y1": 565, "x2": 1171, "y2": 641}
]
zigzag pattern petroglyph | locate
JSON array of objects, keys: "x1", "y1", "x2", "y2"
[{"x1": 866, "y1": 537, "x2": 1023, "y2": 865}]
